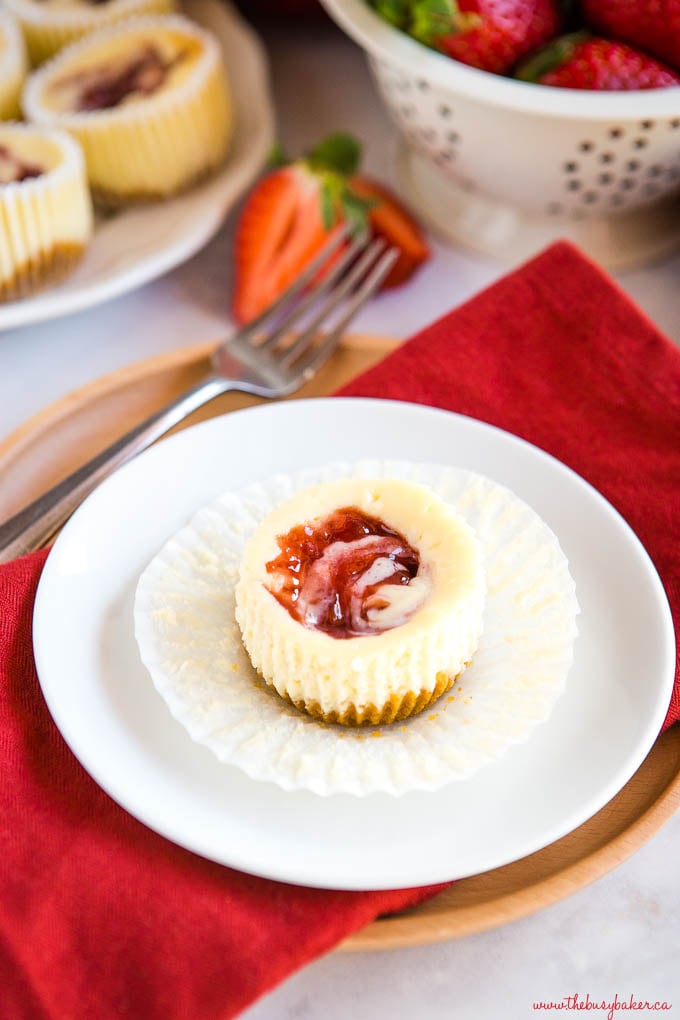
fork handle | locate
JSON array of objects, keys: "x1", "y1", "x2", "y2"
[{"x1": 0, "y1": 373, "x2": 230, "y2": 565}]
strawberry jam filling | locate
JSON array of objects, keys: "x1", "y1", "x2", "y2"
[
  {"x1": 265, "y1": 506, "x2": 428, "y2": 639},
  {"x1": 58, "y1": 45, "x2": 184, "y2": 111},
  {"x1": 0, "y1": 145, "x2": 43, "y2": 185}
]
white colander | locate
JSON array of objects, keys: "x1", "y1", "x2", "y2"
[{"x1": 321, "y1": 0, "x2": 680, "y2": 267}]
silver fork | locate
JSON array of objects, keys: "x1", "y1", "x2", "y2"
[{"x1": 0, "y1": 229, "x2": 398, "y2": 564}]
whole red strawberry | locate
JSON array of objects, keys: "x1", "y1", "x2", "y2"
[
  {"x1": 232, "y1": 134, "x2": 429, "y2": 324},
  {"x1": 516, "y1": 31, "x2": 680, "y2": 88},
  {"x1": 370, "y1": 0, "x2": 560, "y2": 74},
  {"x1": 438, "y1": 0, "x2": 561, "y2": 73},
  {"x1": 582, "y1": 0, "x2": 680, "y2": 73}
]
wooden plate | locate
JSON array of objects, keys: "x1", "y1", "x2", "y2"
[{"x1": 2, "y1": 335, "x2": 678, "y2": 951}]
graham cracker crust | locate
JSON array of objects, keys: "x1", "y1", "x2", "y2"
[
  {"x1": 0, "y1": 242, "x2": 86, "y2": 303},
  {"x1": 267, "y1": 669, "x2": 465, "y2": 728}
]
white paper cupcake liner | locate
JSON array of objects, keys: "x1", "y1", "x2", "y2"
[
  {"x1": 134, "y1": 460, "x2": 580, "y2": 796},
  {"x1": 0, "y1": 9, "x2": 26, "y2": 119}
]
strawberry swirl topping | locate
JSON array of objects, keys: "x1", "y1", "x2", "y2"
[
  {"x1": 54, "y1": 45, "x2": 186, "y2": 112},
  {"x1": 265, "y1": 507, "x2": 429, "y2": 639},
  {"x1": 0, "y1": 145, "x2": 43, "y2": 185}
]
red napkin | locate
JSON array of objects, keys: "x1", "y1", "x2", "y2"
[{"x1": 1, "y1": 241, "x2": 678, "y2": 1019}]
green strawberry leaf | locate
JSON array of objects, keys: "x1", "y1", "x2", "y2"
[
  {"x1": 341, "y1": 191, "x2": 377, "y2": 234},
  {"x1": 306, "y1": 133, "x2": 362, "y2": 176},
  {"x1": 370, "y1": 0, "x2": 479, "y2": 46},
  {"x1": 409, "y1": 0, "x2": 455, "y2": 46},
  {"x1": 515, "y1": 31, "x2": 590, "y2": 82},
  {"x1": 369, "y1": 0, "x2": 410, "y2": 28}
]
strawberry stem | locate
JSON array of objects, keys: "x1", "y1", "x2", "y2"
[{"x1": 320, "y1": 181, "x2": 335, "y2": 231}]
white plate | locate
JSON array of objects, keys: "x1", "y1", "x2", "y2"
[
  {"x1": 33, "y1": 399, "x2": 676, "y2": 890},
  {"x1": 0, "y1": 0, "x2": 274, "y2": 333}
]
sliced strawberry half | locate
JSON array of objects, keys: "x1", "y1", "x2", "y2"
[
  {"x1": 232, "y1": 163, "x2": 333, "y2": 326},
  {"x1": 350, "y1": 177, "x2": 430, "y2": 288},
  {"x1": 231, "y1": 134, "x2": 430, "y2": 324}
]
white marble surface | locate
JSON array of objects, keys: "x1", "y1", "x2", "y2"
[{"x1": 2, "y1": 9, "x2": 679, "y2": 1019}]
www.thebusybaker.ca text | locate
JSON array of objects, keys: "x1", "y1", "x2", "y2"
[{"x1": 533, "y1": 993, "x2": 672, "y2": 1020}]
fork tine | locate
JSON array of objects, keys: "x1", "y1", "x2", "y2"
[
  {"x1": 292, "y1": 245, "x2": 399, "y2": 382},
  {"x1": 278, "y1": 237, "x2": 389, "y2": 369},
  {"x1": 233, "y1": 222, "x2": 350, "y2": 345},
  {"x1": 256, "y1": 229, "x2": 370, "y2": 352}
]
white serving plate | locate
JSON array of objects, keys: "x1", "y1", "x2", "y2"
[
  {"x1": 32, "y1": 398, "x2": 675, "y2": 890},
  {"x1": 0, "y1": 0, "x2": 274, "y2": 332}
]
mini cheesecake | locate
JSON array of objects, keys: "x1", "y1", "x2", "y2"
[
  {"x1": 235, "y1": 478, "x2": 486, "y2": 726},
  {"x1": 0, "y1": 9, "x2": 27, "y2": 120},
  {"x1": 0, "y1": 122, "x2": 93, "y2": 301},
  {"x1": 3, "y1": 0, "x2": 175, "y2": 65},
  {"x1": 22, "y1": 15, "x2": 233, "y2": 204}
]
